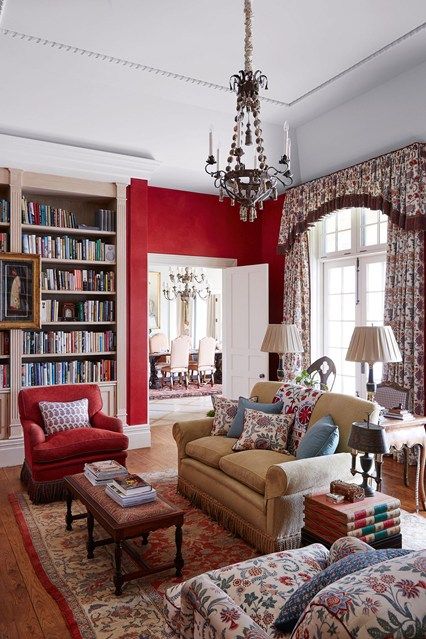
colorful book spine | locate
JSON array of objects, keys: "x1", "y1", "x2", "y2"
[
  {"x1": 350, "y1": 501, "x2": 400, "y2": 521},
  {"x1": 346, "y1": 509, "x2": 401, "y2": 531},
  {"x1": 348, "y1": 517, "x2": 400, "y2": 538},
  {"x1": 359, "y1": 525, "x2": 401, "y2": 544}
]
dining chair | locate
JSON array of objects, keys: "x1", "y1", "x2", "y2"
[
  {"x1": 160, "y1": 336, "x2": 190, "y2": 389},
  {"x1": 189, "y1": 337, "x2": 216, "y2": 387},
  {"x1": 149, "y1": 332, "x2": 169, "y2": 353},
  {"x1": 306, "y1": 356, "x2": 336, "y2": 391}
]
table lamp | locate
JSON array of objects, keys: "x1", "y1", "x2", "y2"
[
  {"x1": 345, "y1": 326, "x2": 402, "y2": 401},
  {"x1": 348, "y1": 418, "x2": 389, "y2": 496},
  {"x1": 260, "y1": 323, "x2": 304, "y2": 381}
]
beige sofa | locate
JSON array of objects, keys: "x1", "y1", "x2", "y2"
[{"x1": 173, "y1": 381, "x2": 376, "y2": 553}]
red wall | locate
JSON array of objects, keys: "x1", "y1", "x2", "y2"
[{"x1": 127, "y1": 180, "x2": 285, "y2": 426}]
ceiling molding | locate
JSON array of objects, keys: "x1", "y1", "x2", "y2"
[
  {"x1": 0, "y1": 0, "x2": 7, "y2": 25},
  {"x1": 1, "y1": 21, "x2": 425, "y2": 109},
  {"x1": 0, "y1": 133, "x2": 161, "y2": 183}
]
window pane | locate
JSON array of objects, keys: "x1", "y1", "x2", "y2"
[
  {"x1": 342, "y1": 294, "x2": 355, "y2": 320},
  {"x1": 363, "y1": 224, "x2": 378, "y2": 246},
  {"x1": 325, "y1": 233, "x2": 335, "y2": 254},
  {"x1": 342, "y1": 266, "x2": 355, "y2": 293},
  {"x1": 362, "y1": 209, "x2": 378, "y2": 225},
  {"x1": 328, "y1": 321, "x2": 342, "y2": 347},
  {"x1": 328, "y1": 268, "x2": 342, "y2": 294},
  {"x1": 338, "y1": 209, "x2": 351, "y2": 230},
  {"x1": 366, "y1": 262, "x2": 385, "y2": 291},
  {"x1": 380, "y1": 222, "x2": 387, "y2": 244},
  {"x1": 366, "y1": 292, "x2": 384, "y2": 324},
  {"x1": 325, "y1": 214, "x2": 336, "y2": 233},
  {"x1": 337, "y1": 229, "x2": 351, "y2": 251}
]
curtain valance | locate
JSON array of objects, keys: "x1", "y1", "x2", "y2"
[{"x1": 278, "y1": 142, "x2": 425, "y2": 254}]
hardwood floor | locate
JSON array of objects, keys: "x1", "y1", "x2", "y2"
[{"x1": 0, "y1": 406, "x2": 424, "y2": 638}]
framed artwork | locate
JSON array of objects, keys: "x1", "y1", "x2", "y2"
[
  {"x1": 0, "y1": 253, "x2": 41, "y2": 329},
  {"x1": 148, "y1": 271, "x2": 161, "y2": 330}
]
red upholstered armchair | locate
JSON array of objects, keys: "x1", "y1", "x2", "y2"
[{"x1": 19, "y1": 384, "x2": 128, "y2": 503}]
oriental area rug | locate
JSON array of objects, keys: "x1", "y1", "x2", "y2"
[
  {"x1": 10, "y1": 472, "x2": 426, "y2": 639},
  {"x1": 148, "y1": 383, "x2": 222, "y2": 401}
]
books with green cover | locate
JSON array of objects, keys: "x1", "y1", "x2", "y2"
[
  {"x1": 348, "y1": 517, "x2": 400, "y2": 538},
  {"x1": 111, "y1": 474, "x2": 152, "y2": 495},
  {"x1": 346, "y1": 508, "x2": 401, "y2": 531},
  {"x1": 359, "y1": 525, "x2": 400, "y2": 544},
  {"x1": 304, "y1": 492, "x2": 400, "y2": 522}
]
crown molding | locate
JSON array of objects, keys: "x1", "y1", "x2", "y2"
[
  {"x1": 0, "y1": 133, "x2": 161, "y2": 183},
  {"x1": 1, "y1": 22, "x2": 425, "y2": 108},
  {"x1": 0, "y1": 1, "x2": 6, "y2": 25}
]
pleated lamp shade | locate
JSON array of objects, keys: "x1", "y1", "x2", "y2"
[
  {"x1": 345, "y1": 326, "x2": 402, "y2": 364},
  {"x1": 260, "y1": 323, "x2": 304, "y2": 355}
]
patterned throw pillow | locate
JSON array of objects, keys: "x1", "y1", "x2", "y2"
[
  {"x1": 329, "y1": 536, "x2": 372, "y2": 564},
  {"x1": 210, "y1": 396, "x2": 238, "y2": 436},
  {"x1": 274, "y1": 548, "x2": 412, "y2": 632},
  {"x1": 39, "y1": 398, "x2": 91, "y2": 435},
  {"x1": 232, "y1": 407, "x2": 293, "y2": 453},
  {"x1": 274, "y1": 383, "x2": 323, "y2": 455}
]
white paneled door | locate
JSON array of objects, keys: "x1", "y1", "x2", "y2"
[{"x1": 222, "y1": 264, "x2": 269, "y2": 398}]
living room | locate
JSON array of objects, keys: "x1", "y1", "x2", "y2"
[{"x1": 0, "y1": 1, "x2": 425, "y2": 638}]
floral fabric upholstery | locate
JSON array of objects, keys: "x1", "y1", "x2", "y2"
[
  {"x1": 164, "y1": 544, "x2": 329, "y2": 638},
  {"x1": 232, "y1": 408, "x2": 293, "y2": 453},
  {"x1": 210, "y1": 396, "x2": 238, "y2": 436},
  {"x1": 328, "y1": 536, "x2": 372, "y2": 564},
  {"x1": 292, "y1": 549, "x2": 426, "y2": 639},
  {"x1": 273, "y1": 384, "x2": 323, "y2": 455}
]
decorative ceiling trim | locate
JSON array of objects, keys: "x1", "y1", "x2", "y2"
[{"x1": 1, "y1": 21, "x2": 425, "y2": 108}]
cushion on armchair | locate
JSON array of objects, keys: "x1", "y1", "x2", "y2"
[
  {"x1": 39, "y1": 398, "x2": 91, "y2": 435},
  {"x1": 32, "y1": 427, "x2": 128, "y2": 463}
]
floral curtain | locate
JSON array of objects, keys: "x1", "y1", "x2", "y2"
[
  {"x1": 278, "y1": 143, "x2": 426, "y2": 254},
  {"x1": 282, "y1": 233, "x2": 311, "y2": 376},
  {"x1": 383, "y1": 224, "x2": 425, "y2": 414}
]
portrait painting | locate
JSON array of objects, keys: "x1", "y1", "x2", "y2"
[
  {"x1": 148, "y1": 271, "x2": 161, "y2": 330},
  {"x1": 0, "y1": 254, "x2": 41, "y2": 329}
]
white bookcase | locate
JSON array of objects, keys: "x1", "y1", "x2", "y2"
[{"x1": 0, "y1": 168, "x2": 127, "y2": 440}]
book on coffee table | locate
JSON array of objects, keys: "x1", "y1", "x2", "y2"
[
  {"x1": 111, "y1": 474, "x2": 153, "y2": 496},
  {"x1": 105, "y1": 484, "x2": 157, "y2": 507},
  {"x1": 84, "y1": 460, "x2": 127, "y2": 481}
]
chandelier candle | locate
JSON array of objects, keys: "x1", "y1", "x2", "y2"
[{"x1": 205, "y1": 0, "x2": 293, "y2": 222}]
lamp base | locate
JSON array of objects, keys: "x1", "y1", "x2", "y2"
[
  {"x1": 277, "y1": 354, "x2": 285, "y2": 382},
  {"x1": 366, "y1": 363, "x2": 376, "y2": 403},
  {"x1": 359, "y1": 452, "x2": 375, "y2": 497}
]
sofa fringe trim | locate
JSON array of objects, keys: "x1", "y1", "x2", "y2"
[{"x1": 178, "y1": 476, "x2": 301, "y2": 553}]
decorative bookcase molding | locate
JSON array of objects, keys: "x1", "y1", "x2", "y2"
[{"x1": 0, "y1": 167, "x2": 127, "y2": 454}]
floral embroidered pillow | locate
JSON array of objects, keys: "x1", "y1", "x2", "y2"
[
  {"x1": 39, "y1": 398, "x2": 91, "y2": 435},
  {"x1": 232, "y1": 407, "x2": 293, "y2": 453},
  {"x1": 210, "y1": 396, "x2": 239, "y2": 436}
]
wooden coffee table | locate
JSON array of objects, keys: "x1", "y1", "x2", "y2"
[{"x1": 64, "y1": 473, "x2": 184, "y2": 595}]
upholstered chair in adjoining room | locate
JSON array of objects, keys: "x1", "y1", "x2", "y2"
[
  {"x1": 160, "y1": 336, "x2": 190, "y2": 389},
  {"x1": 189, "y1": 336, "x2": 216, "y2": 387},
  {"x1": 149, "y1": 332, "x2": 169, "y2": 354},
  {"x1": 19, "y1": 384, "x2": 128, "y2": 503}
]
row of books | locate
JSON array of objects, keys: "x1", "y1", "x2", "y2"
[
  {"x1": 22, "y1": 234, "x2": 115, "y2": 262},
  {"x1": 22, "y1": 198, "x2": 78, "y2": 228},
  {"x1": 84, "y1": 461, "x2": 157, "y2": 507},
  {"x1": 304, "y1": 493, "x2": 401, "y2": 544},
  {"x1": 0, "y1": 332, "x2": 10, "y2": 355},
  {"x1": 41, "y1": 268, "x2": 115, "y2": 292},
  {"x1": 0, "y1": 199, "x2": 10, "y2": 223},
  {"x1": 0, "y1": 232, "x2": 8, "y2": 252},
  {"x1": 41, "y1": 299, "x2": 115, "y2": 323},
  {"x1": 22, "y1": 330, "x2": 116, "y2": 355},
  {"x1": 0, "y1": 364, "x2": 9, "y2": 388},
  {"x1": 21, "y1": 359, "x2": 116, "y2": 386},
  {"x1": 95, "y1": 209, "x2": 115, "y2": 232}
]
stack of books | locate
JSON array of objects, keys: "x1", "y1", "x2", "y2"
[
  {"x1": 84, "y1": 460, "x2": 127, "y2": 486},
  {"x1": 304, "y1": 492, "x2": 401, "y2": 544},
  {"x1": 383, "y1": 407, "x2": 415, "y2": 421},
  {"x1": 105, "y1": 474, "x2": 157, "y2": 507}
]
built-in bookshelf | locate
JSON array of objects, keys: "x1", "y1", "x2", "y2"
[{"x1": 0, "y1": 168, "x2": 127, "y2": 440}]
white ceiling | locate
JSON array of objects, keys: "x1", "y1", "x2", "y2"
[{"x1": 0, "y1": 0, "x2": 425, "y2": 191}]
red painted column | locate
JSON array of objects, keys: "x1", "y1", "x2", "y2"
[{"x1": 127, "y1": 178, "x2": 149, "y2": 426}]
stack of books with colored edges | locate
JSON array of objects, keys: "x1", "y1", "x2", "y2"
[
  {"x1": 304, "y1": 492, "x2": 401, "y2": 544},
  {"x1": 105, "y1": 474, "x2": 157, "y2": 507},
  {"x1": 383, "y1": 407, "x2": 415, "y2": 421},
  {"x1": 84, "y1": 460, "x2": 127, "y2": 486}
]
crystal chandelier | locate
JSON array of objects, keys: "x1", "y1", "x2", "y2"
[
  {"x1": 163, "y1": 267, "x2": 211, "y2": 304},
  {"x1": 205, "y1": 0, "x2": 293, "y2": 222}
]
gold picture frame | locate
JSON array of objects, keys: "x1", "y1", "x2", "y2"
[
  {"x1": 148, "y1": 271, "x2": 161, "y2": 330},
  {"x1": 0, "y1": 253, "x2": 41, "y2": 329}
]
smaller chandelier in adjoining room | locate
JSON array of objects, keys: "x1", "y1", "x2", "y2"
[
  {"x1": 163, "y1": 267, "x2": 211, "y2": 304},
  {"x1": 205, "y1": 0, "x2": 293, "y2": 222}
]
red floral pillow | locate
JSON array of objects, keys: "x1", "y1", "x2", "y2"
[
  {"x1": 210, "y1": 396, "x2": 238, "y2": 436},
  {"x1": 232, "y1": 408, "x2": 293, "y2": 453}
]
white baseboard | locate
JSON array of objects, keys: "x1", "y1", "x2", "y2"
[
  {"x1": 0, "y1": 424, "x2": 151, "y2": 468},
  {"x1": 124, "y1": 424, "x2": 151, "y2": 449},
  {"x1": 0, "y1": 437, "x2": 24, "y2": 468}
]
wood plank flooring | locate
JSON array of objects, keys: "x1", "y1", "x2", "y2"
[{"x1": 0, "y1": 400, "x2": 424, "y2": 638}]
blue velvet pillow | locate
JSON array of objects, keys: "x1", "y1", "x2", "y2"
[
  {"x1": 274, "y1": 548, "x2": 411, "y2": 632},
  {"x1": 296, "y1": 415, "x2": 339, "y2": 459},
  {"x1": 227, "y1": 397, "x2": 284, "y2": 438}
]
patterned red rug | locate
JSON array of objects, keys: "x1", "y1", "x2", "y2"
[
  {"x1": 149, "y1": 383, "x2": 222, "y2": 401},
  {"x1": 10, "y1": 473, "x2": 257, "y2": 639}
]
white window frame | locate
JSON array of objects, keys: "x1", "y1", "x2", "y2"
[{"x1": 311, "y1": 208, "x2": 388, "y2": 397}]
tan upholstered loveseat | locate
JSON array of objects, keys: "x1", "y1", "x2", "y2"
[{"x1": 173, "y1": 381, "x2": 377, "y2": 553}]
